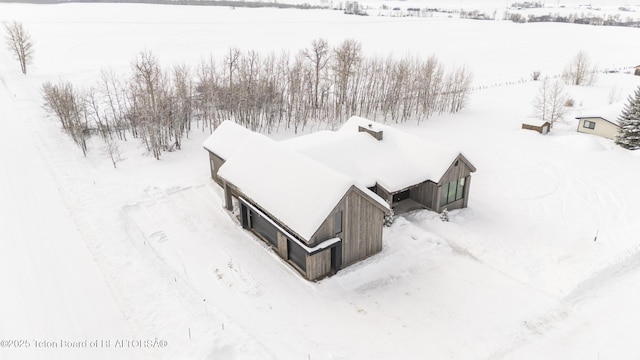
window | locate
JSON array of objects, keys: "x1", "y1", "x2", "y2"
[
  {"x1": 249, "y1": 209, "x2": 278, "y2": 247},
  {"x1": 583, "y1": 120, "x2": 596, "y2": 129},
  {"x1": 440, "y1": 177, "x2": 466, "y2": 206},
  {"x1": 440, "y1": 184, "x2": 448, "y2": 206},
  {"x1": 334, "y1": 211, "x2": 343, "y2": 234},
  {"x1": 447, "y1": 180, "x2": 457, "y2": 203},
  {"x1": 288, "y1": 240, "x2": 306, "y2": 271},
  {"x1": 392, "y1": 189, "x2": 410, "y2": 203},
  {"x1": 456, "y1": 177, "x2": 465, "y2": 201}
]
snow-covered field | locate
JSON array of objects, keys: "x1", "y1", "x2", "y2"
[{"x1": 1, "y1": 3, "x2": 640, "y2": 359}]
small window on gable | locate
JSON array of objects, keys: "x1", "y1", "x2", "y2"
[
  {"x1": 335, "y1": 211, "x2": 343, "y2": 234},
  {"x1": 583, "y1": 120, "x2": 596, "y2": 130}
]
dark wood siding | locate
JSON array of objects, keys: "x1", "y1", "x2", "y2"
[
  {"x1": 276, "y1": 231, "x2": 288, "y2": 259},
  {"x1": 209, "y1": 152, "x2": 226, "y2": 185},
  {"x1": 230, "y1": 185, "x2": 385, "y2": 280},
  {"x1": 439, "y1": 156, "x2": 474, "y2": 185},
  {"x1": 341, "y1": 187, "x2": 385, "y2": 267},
  {"x1": 522, "y1": 123, "x2": 550, "y2": 134},
  {"x1": 309, "y1": 186, "x2": 386, "y2": 269},
  {"x1": 435, "y1": 155, "x2": 475, "y2": 212},
  {"x1": 409, "y1": 180, "x2": 437, "y2": 210},
  {"x1": 306, "y1": 249, "x2": 331, "y2": 280},
  {"x1": 309, "y1": 204, "x2": 343, "y2": 248}
]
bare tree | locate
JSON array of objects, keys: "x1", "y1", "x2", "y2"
[
  {"x1": 100, "y1": 69, "x2": 130, "y2": 140},
  {"x1": 533, "y1": 78, "x2": 569, "y2": 126},
  {"x1": 42, "y1": 43, "x2": 478, "y2": 161},
  {"x1": 195, "y1": 56, "x2": 222, "y2": 132},
  {"x1": 41, "y1": 81, "x2": 89, "y2": 156},
  {"x1": 303, "y1": 38, "x2": 331, "y2": 109},
  {"x1": 531, "y1": 71, "x2": 541, "y2": 81},
  {"x1": 171, "y1": 63, "x2": 193, "y2": 148},
  {"x1": 224, "y1": 47, "x2": 241, "y2": 117},
  {"x1": 101, "y1": 134, "x2": 123, "y2": 169},
  {"x1": 562, "y1": 50, "x2": 597, "y2": 86},
  {"x1": 333, "y1": 39, "x2": 362, "y2": 106},
  {"x1": 3, "y1": 21, "x2": 34, "y2": 74},
  {"x1": 129, "y1": 50, "x2": 170, "y2": 159}
]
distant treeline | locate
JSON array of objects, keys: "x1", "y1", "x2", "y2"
[
  {"x1": 0, "y1": 0, "x2": 326, "y2": 9},
  {"x1": 457, "y1": 8, "x2": 640, "y2": 28},
  {"x1": 41, "y1": 39, "x2": 473, "y2": 163},
  {"x1": 505, "y1": 11, "x2": 640, "y2": 27}
]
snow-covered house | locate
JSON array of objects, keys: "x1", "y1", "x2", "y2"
[
  {"x1": 575, "y1": 104, "x2": 623, "y2": 140},
  {"x1": 285, "y1": 117, "x2": 476, "y2": 214},
  {"x1": 203, "y1": 117, "x2": 475, "y2": 280},
  {"x1": 206, "y1": 127, "x2": 389, "y2": 281}
]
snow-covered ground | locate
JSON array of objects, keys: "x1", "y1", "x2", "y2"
[{"x1": 2, "y1": 3, "x2": 640, "y2": 359}]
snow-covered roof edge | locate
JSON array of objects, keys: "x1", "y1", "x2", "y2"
[
  {"x1": 342, "y1": 116, "x2": 473, "y2": 189},
  {"x1": 239, "y1": 197, "x2": 341, "y2": 254},
  {"x1": 575, "y1": 116, "x2": 621, "y2": 127},
  {"x1": 575, "y1": 102, "x2": 625, "y2": 126},
  {"x1": 353, "y1": 184, "x2": 391, "y2": 212},
  {"x1": 218, "y1": 133, "x2": 357, "y2": 240},
  {"x1": 522, "y1": 119, "x2": 551, "y2": 127},
  {"x1": 202, "y1": 120, "x2": 254, "y2": 159}
]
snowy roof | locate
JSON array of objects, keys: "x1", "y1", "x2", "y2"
[
  {"x1": 202, "y1": 121, "x2": 254, "y2": 160},
  {"x1": 522, "y1": 119, "x2": 550, "y2": 127},
  {"x1": 285, "y1": 116, "x2": 471, "y2": 192},
  {"x1": 575, "y1": 102, "x2": 625, "y2": 126},
  {"x1": 217, "y1": 133, "x2": 387, "y2": 241},
  {"x1": 240, "y1": 197, "x2": 342, "y2": 254}
]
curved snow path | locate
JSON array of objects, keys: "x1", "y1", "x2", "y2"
[{"x1": 0, "y1": 60, "x2": 134, "y2": 358}]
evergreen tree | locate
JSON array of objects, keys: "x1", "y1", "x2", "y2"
[{"x1": 615, "y1": 86, "x2": 640, "y2": 150}]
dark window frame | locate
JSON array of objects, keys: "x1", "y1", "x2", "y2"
[
  {"x1": 287, "y1": 239, "x2": 307, "y2": 271},
  {"x1": 334, "y1": 210, "x2": 343, "y2": 234},
  {"x1": 455, "y1": 177, "x2": 465, "y2": 201},
  {"x1": 393, "y1": 189, "x2": 410, "y2": 203},
  {"x1": 249, "y1": 209, "x2": 278, "y2": 247},
  {"x1": 583, "y1": 120, "x2": 596, "y2": 129},
  {"x1": 440, "y1": 177, "x2": 466, "y2": 207}
]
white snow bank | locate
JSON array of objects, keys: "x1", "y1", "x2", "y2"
[{"x1": 552, "y1": 134, "x2": 608, "y2": 151}]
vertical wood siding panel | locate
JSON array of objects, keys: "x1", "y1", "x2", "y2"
[
  {"x1": 210, "y1": 153, "x2": 226, "y2": 186},
  {"x1": 277, "y1": 231, "x2": 287, "y2": 259},
  {"x1": 342, "y1": 188, "x2": 384, "y2": 267},
  {"x1": 306, "y1": 250, "x2": 331, "y2": 280}
]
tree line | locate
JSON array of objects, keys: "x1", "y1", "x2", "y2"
[{"x1": 41, "y1": 38, "x2": 473, "y2": 163}]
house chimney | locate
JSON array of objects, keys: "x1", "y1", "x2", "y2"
[{"x1": 358, "y1": 124, "x2": 383, "y2": 141}]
